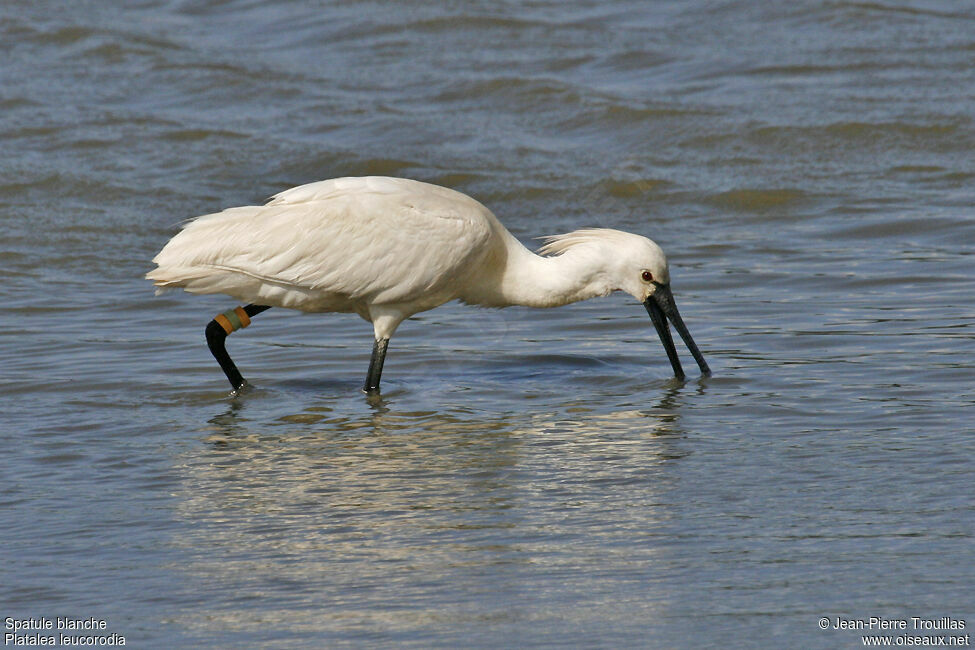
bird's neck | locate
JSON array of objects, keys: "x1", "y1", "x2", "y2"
[{"x1": 471, "y1": 232, "x2": 615, "y2": 308}]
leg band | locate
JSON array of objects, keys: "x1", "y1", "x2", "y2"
[{"x1": 214, "y1": 306, "x2": 252, "y2": 334}]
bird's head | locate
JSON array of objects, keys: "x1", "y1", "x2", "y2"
[
  {"x1": 540, "y1": 228, "x2": 710, "y2": 380},
  {"x1": 613, "y1": 232, "x2": 712, "y2": 381},
  {"x1": 602, "y1": 232, "x2": 672, "y2": 303}
]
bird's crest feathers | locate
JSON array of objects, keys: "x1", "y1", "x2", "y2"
[{"x1": 537, "y1": 228, "x2": 637, "y2": 257}]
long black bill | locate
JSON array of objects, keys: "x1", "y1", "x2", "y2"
[{"x1": 643, "y1": 285, "x2": 711, "y2": 380}]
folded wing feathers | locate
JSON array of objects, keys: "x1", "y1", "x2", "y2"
[{"x1": 147, "y1": 178, "x2": 495, "y2": 307}]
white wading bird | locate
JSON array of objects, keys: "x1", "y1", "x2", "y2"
[{"x1": 147, "y1": 176, "x2": 710, "y2": 393}]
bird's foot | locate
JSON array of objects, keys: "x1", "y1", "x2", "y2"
[{"x1": 229, "y1": 380, "x2": 253, "y2": 398}]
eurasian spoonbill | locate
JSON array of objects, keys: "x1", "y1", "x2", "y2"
[{"x1": 147, "y1": 176, "x2": 710, "y2": 393}]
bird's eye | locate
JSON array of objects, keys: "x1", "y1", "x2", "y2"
[{"x1": 641, "y1": 270, "x2": 653, "y2": 282}]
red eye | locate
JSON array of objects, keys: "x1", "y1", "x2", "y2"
[{"x1": 641, "y1": 270, "x2": 653, "y2": 282}]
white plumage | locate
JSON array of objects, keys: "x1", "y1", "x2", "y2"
[{"x1": 147, "y1": 176, "x2": 709, "y2": 392}]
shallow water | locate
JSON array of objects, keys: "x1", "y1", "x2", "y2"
[{"x1": 1, "y1": 1, "x2": 973, "y2": 647}]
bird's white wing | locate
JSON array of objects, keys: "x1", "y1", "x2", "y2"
[{"x1": 148, "y1": 177, "x2": 499, "y2": 311}]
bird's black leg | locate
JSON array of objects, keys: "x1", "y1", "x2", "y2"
[
  {"x1": 363, "y1": 337, "x2": 389, "y2": 394},
  {"x1": 205, "y1": 304, "x2": 271, "y2": 392}
]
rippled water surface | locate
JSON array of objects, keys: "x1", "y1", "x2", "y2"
[{"x1": 2, "y1": 1, "x2": 973, "y2": 647}]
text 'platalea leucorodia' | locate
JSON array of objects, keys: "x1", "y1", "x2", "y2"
[{"x1": 147, "y1": 176, "x2": 710, "y2": 393}]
